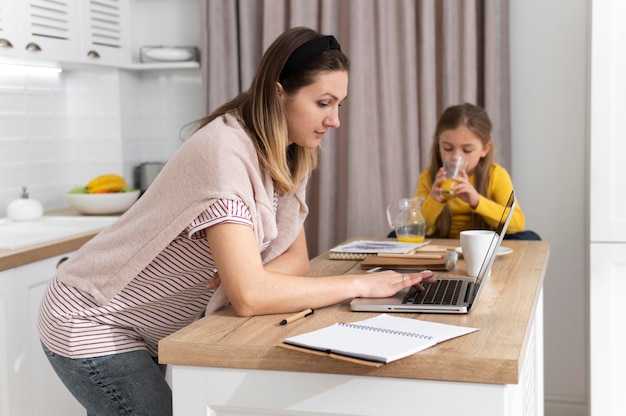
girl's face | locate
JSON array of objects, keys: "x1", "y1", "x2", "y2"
[
  {"x1": 438, "y1": 125, "x2": 492, "y2": 175},
  {"x1": 278, "y1": 70, "x2": 348, "y2": 149}
]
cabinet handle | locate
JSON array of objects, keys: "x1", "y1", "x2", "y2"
[
  {"x1": 0, "y1": 38, "x2": 13, "y2": 49},
  {"x1": 25, "y1": 42, "x2": 41, "y2": 52},
  {"x1": 87, "y1": 50, "x2": 100, "y2": 59}
]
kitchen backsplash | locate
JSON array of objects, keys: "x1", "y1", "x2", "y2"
[{"x1": 0, "y1": 65, "x2": 204, "y2": 217}]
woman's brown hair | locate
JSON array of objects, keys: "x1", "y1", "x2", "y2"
[{"x1": 192, "y1": 27, "x2": 350, "y2": 194}]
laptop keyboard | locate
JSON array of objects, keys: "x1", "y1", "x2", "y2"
[{"x1": 402, "y1": 279, "x2": 464, "y2": 305}]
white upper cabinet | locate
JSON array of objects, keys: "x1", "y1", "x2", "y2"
[
  {"x1": 80, "y1": 0, "x2": 131, "y2": 66},
  {"x1": 1, "y1": 0, "x2": 82, "y2": 62},
  {"x1": 0, "y1": 0, "x2": 131, "y2": 66},
  {"x1": 0, "y1": 0, "x2": 199, "y2": 69},
  {"x1": 0, "y1": 0, "x2": 20, "y2": 57}
]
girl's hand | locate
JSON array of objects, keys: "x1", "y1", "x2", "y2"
[
  {"x1": 451, "y1": 170, "x2": 480, "y2": 208},
  {"x1": 357, "y1": 270, "x2": 436, "y2": 299},
  {"x1": 430, "y1": 167, "x2": 447, "y2": 203}
]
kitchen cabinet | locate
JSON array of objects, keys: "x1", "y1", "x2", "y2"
[
  {"x1": 78, "y1": 0, "x2": 132, "y2": 67},
  {"x1": 589, "y1": 245, "x2": 626, "y2": 416},
  {"x1": 589, "y1": 1, "x2": 626, "y2": 415},
  {"x1": 0, "y1": 0, "x2": 82, "y2": 62},
  {"x1": 0, "y1": 0, "x2": 131, "y2": 67},
  {"x1": 0, "y1": 253, "x2": 84, "y2": 416},
  {"x1": 0, "y1": 0, "x2": 19, "y2": 57},
  {"x1": 0, "y1": 0, "x2": 200, "y2": 70},
  {"x1": 0, "y1": 268, "x2": 16, "y2": 416}
]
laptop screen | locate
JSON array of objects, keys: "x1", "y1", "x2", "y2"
[{"x1": 474, "y1": 190, "x2": 516, "y2": 287}]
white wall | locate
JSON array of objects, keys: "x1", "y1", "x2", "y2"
[
  {"x1": 0, "y1": 67, "x2": 203, "y2": 216},
  {"x1": 510, "y1": 1, "x2": 589, "y2": 415},
  {"x1": 0, "y1": 67, "x2": 123, "y2": 213}
]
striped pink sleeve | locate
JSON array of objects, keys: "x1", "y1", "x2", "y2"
[{"x1": 185, "y1": 199, "x2": 253, "y2": 240}]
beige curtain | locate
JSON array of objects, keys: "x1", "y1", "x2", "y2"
[{"x1": 202, "y1": 0, "x2": 510, "y2": 256}]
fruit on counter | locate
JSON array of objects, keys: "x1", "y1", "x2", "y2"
[
  {"x1": 87, "y1": 174, "x2": 128, "y2": 193},
  {"x1": 69, "y1": 174, "x2": 133, "y2": 194}
]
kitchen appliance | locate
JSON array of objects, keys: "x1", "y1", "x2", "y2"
[{"x1": 134, "y1": 162, "x2": 166, "y2": 194}]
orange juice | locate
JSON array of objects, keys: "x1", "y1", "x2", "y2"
[
  {"x1": 395, "y1": 224, "x2": 426, "y2": 243},
  {"x1": 397, "y1": 234, "x2": 425, "y2": 243},
  {"x1": 440, "y1": 178, "x2": 456, "y2": 200}
]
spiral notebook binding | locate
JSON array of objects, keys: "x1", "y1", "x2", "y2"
[
  {"x1": 328, "y1": 252, "x2": 371, "y2": 260},
  {"x1": 338, "y1": 322, "x2": 434, "y2": 340}
]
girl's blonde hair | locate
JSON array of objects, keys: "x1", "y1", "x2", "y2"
[
  {"x1": 193, "y1": 27, "x2": 350, "y2": 194},
  {"x1": 428, "y1": 103, "x2": 495, "y2": 237}
]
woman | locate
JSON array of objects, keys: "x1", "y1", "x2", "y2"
[
  {"x1": 416, "y1": 102, "x2": 537, "y2": 240},
  {"x1": 38, "y1": 27, "x2": 436, "y2": 416}
]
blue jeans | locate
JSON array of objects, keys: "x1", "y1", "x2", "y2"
[{"x1": 41, "y1": 342, "x2": 172, "y2": 416}]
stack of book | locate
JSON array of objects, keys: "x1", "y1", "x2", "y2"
[
  {"x1": 328, "y1": 240, "x2": 429, "y2": 260},
  {"x1": 329, "y1": 239, "x2": 457, "y2": 271}
]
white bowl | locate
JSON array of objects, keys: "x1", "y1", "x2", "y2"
[
  {"x1": 144, "y1": 47, "x2": 194, "y2": 62},
  {"x1": 66, "y1": 190, "x2": 140, "y2": 215}
]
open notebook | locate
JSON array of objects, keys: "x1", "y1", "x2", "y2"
[
  {"x1": 350, "y1": 191, "x2": 516, "y2": 314},
  {"x1": 281, "y1": 313, "x2": 478, "y2": 366}
]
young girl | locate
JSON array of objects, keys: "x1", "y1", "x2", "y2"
[
  {"x1": 416, "y1": 103, "x2": 535, "y2": 239},
  {"x1": 38, "y1": 27, "x2": 436, "y2": 416}
]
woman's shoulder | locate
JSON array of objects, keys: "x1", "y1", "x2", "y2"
[
  {"x1": 167, "y1": 114, "x2": 258, "y2": 173},
  {"x1": 191, "y1": 113, "x2": 253, "y2": 151},
  {"x1": 197, "y1": 113, "x2": 244, "y2": 136}
]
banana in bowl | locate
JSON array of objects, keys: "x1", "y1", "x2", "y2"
[{"x1": 67, "y1": 174, "x2": 140, "y2": 215}]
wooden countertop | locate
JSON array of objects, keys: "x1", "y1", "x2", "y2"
[
  {"x1": 0, "y1": 209, "x2": 108, "y2": 271},
  {"x1": 159, "y1": 239, "x2": 550, "y2": 385}
]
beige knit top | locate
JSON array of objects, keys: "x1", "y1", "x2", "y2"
[{"x1": 57, "y1": 113, "x2": 309, "y2": 306}]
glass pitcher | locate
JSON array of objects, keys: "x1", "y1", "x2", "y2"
[{"x1": 386, "y1": 197, "x2": 426, "y2": 243}]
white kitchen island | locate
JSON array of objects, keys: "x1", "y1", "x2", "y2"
[{"x1": 159, "y1": 239, "x2": 549, "y2": 416}]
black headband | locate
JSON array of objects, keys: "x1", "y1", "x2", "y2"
[{"x1": 279, "y1": 35, "x2": 341, "y2": 82}]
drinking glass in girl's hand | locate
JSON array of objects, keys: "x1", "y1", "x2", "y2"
[{"x1": 440, "y1": 156, "x2": 469, "y2": 200}]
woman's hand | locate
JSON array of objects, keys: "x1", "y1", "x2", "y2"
[
  {"x1": 206, "y1": 272, "x2": 221, "y2": 290},
  {"x1": 451, "y1": 170, "x2": 480, "y2": 208},
  {"x1": 356, "y1": 270, "x2": 436, "y2": 299}
]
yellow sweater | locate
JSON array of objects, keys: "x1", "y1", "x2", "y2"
[{"x1": 416, "y1": 163, "x2": 525, "y2": 238}]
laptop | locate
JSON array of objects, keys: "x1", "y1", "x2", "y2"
[{"x1": 350, "y1": 191, "x2": 516, "y2": 314}]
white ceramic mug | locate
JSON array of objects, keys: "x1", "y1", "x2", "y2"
[{"x1": 460, "y1": 230, "x2": 497, "y2": 277}]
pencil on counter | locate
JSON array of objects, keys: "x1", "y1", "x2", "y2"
[{"x1": 279, "y1": 308, "x2": 314, "y2": 325}]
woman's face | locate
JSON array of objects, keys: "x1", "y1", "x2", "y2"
[
  {"x1": 279, "y1": 70, "x2": 348, "y2": 149},
  {"x1": 438, "y1": 125, "x2": 492, "y2": 175}
]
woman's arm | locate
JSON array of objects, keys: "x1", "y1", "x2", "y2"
[
  {"x1": 263, "y1": 227, "x2": 309, "y2": 276},
  {"x1": 205, "y1": 223, "x2": 435, "y2": 317}
]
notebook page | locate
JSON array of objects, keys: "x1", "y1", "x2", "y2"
[{"x1": 283, "y1": 314, "x2": 478, "y2": 364}]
